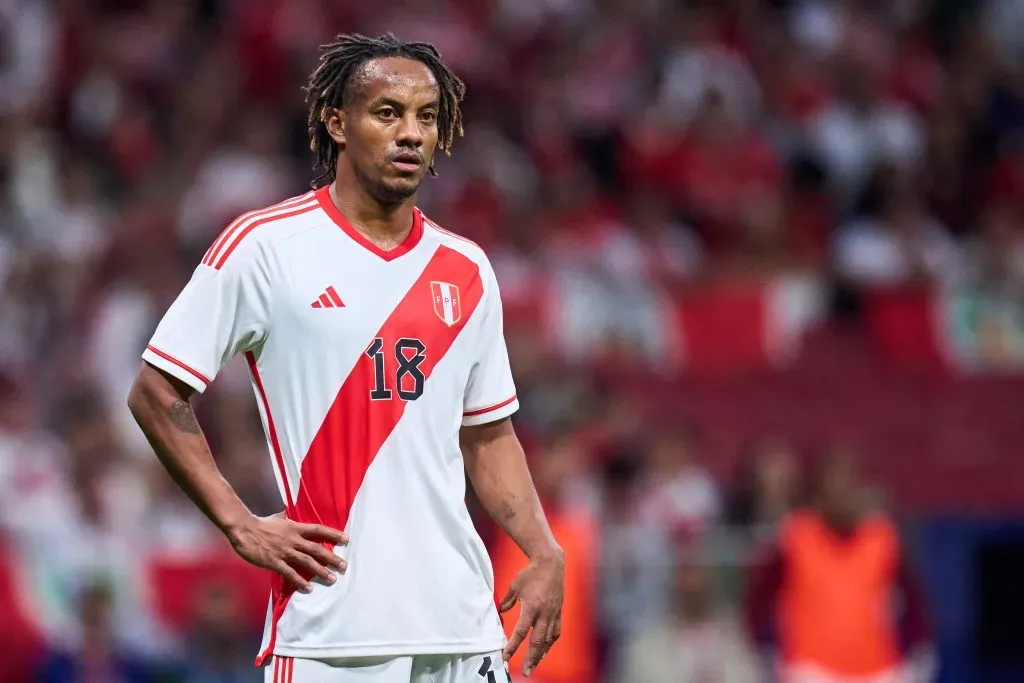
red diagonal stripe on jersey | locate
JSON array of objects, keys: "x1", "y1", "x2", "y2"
[
  {"x1": 318, "y1": 293, "x2": 333, "y2": 308},
  {"x1": 295, "y1": 246, "x2": 483, "y2": 531},
  {"x1": 255, "y1": 245, "x2": 484, "y2": 666}
]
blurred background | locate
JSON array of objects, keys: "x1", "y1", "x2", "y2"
[{"x1": 3, "y1": 0, "x2": 1024, "y2": 681}]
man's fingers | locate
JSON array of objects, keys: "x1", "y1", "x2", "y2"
[
  {"x1": 273, "y1": 560, "x2": 312, "y2": 593},
  {"x1": 296, "y1": 522, "x2": 348, "y2": 545},
  {"x1": 550, "y1": 615, "x2": 562, "y2": 643},
  {"x1": 502, "y1": 612, "x2": 531, "y2": 662},
  {"x1": 524, "y1": 618, "x2": 551, "y2": 677},
  {"x1": 298, "y1": 540, "x2": 346, "y2": 572},
  {"x1": 498, "y1": 588, "x2": 517, "y2": 613},
  {"x1": 286, "y1": 549, "x2": 335, "y2": 584}
]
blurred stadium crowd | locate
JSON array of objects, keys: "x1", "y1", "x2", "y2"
[{"x1": 3, "y1": 0, "x2": 1024, "y2": 681}]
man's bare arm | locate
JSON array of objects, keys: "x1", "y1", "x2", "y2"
[
  {"x1": 128, "y1": 362, "x2": 251, "y2": 531},
  {"x1": 127, "y1": 362, "x2": 346, "y2": 591},
  {"x1": 460, "y1": 418, "x2": 561, "y2": 563},
  {"x1": 461, "y1": 417, "x2": 564, "y2": 676}
]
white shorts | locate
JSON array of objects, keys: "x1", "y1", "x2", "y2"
[{"x1": 265, "y1": 651, "x2": 509, "y2": 683}]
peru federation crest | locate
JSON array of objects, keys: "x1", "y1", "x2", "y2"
[{"x1": 431, "y1": 281, "x2": 461, "y2": 326}]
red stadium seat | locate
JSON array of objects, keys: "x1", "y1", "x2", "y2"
[{"x1": 864, "y1": 287, "x2": 948, "y2": 375}]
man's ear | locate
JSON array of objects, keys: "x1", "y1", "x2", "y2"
[{"x1": 325, "y1": 108, "x2": 345, "y2": 148}]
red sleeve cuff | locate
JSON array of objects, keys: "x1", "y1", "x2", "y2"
[
  {"x1": 462, "y1": 394, "x2": 519, "y2": 426},
  {"x1": 142, "y1": 345, "x2": 211, "y2": 393}
]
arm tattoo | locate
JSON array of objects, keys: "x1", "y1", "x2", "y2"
[
  {"x1": 168, "y1": 400, "x2": 202, "y2": 435},
  {"x1": 500, "y1": 498, "x2": 518, "y2": 524}
]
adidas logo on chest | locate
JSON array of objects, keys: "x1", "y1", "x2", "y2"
[{"x1": 310, "y1": 285, "x2": 345, "y2": 309}]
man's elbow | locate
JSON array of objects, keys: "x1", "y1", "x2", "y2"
[
  {"x1": 127, "y1": 362, "x2": 190, "y2": 420},
  {"x1": 127, "y1": 364, "x2": 153, "y2": 420}
]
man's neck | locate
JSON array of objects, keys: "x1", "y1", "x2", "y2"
[
  {"x1": 330, "y1": 178, "x2": 416, "y2": 252},
  {"x1": 820, "y1": 510, "x2": 860, "y2": 537},
  {"x1": 677, "y1": 602, "x2": 713, "y2": 625}
]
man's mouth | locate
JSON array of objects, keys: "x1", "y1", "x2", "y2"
[{"x1": 390, "y1": 153, "x2": 423, "y2": 172}]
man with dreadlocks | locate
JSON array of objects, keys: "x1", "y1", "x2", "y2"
[{"x1": 128, "y1": 33, "x2": 564, "y2": 683}]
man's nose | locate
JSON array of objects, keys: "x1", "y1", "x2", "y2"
[{"x1": 395, "y1": 113, "x2": 423, "y2": 147}]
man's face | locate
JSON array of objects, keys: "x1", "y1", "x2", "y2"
[
  {"x1": 818, "y1": 452, "x2": 861, "y2": 525},
  {"x1": 327, "y1": 56, "x2": 440, "y2": 205}
]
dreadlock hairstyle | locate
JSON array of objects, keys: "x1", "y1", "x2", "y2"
[{"x1": 304, "y1": 33, "x2": 466, "y2": 188}]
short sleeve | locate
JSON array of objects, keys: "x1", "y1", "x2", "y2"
[
  {"x1": 142, "y1": 249, "x2": 271, "y2": 394},
  {"x1": 462, "y1": 267, "x2": 518, "y2": 426}
]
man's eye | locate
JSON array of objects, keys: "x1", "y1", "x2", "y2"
[
  {"x1": 378, "y1": 108, "x2": 397, "y2": 119},
  {"x1": 420, "y1": 112, "x2": 437, "y2": 123}
]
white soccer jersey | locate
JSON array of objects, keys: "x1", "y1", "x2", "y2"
[{"x1": 142, "y1": 187, "x2": 519, "y2": 663}]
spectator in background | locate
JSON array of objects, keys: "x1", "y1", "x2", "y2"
[
  {"x1": 86, "y1": 195, "x2": 194, "y2": 459},
  {"x1": 625, "y1": 189, "x2": 703, "y2": 288},
  {"x1": 29, "y1": 158, "x2": 110, "y2": 305},
  {"x1": 0, "y1": 372, "x2": 65, "y2": 540},
  {"x1": 834, "y1": 169, "x2": 961, "y2": 288},
  {"x1": 21, "y1": 392, "x2": 163, "y2": 655},
  {"x1": 658, "y1": 2, "x2": 760, "y2": 130},
  {"x1": 540, "y1": 162, "x2": 680, "y2": 368},
  {"x1": 961, "y1": 206, "x2": 1024, "y2": 297},
  {"x1": 639, "y1": 424, "x2": 720, "y2": 543},
  {"x1": 949, "y1": 205, "x2": 1024, "y2": 368},
  {"x1": 669, "y1": 87, "x2": 781, "y2": 259},
  {"x1": 922, "y1": 99, "x2": 976, "y2": 236},
  {"x1": 725, "y1": 436, "x2": 803, "y2": 536},
  {"x1": 986, "y1": 0, "x2": 1024, "y2": 66},
  {"x1": 744, "y1": 447, "x2": 934, "y2": 683},
  {"x1": 180, "y1": 583, "x2": 260, "y2": 683},
  {"x1": 598, "y1": 452, "x2": 672, "y2": 656},
  {"x1": 809, "y1": 54, "x2": 925, "y2": 210},
  {"x1": 175, "y1": 107, "x2": 297, "y2": 256},
  {"x1": 502, "y1": 327, "x2": 596, "y2": 438},
  {"x1": 35, "y1": 581, "x2": 160, "y2": 683},
  {"x1": 491, "y1": 434, "x2": 598, "y2": 683},
  {"x1": 0, "y1": 0, "x2": 57, "y2": 117},
  {"x1": 614, "y1": 547, "x2": 758, "y2": 683},
  {"x1": 144, "y1": 461, "x2": 218, "y2": 555}
]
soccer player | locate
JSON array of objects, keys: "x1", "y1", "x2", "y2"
[{"x1": 127, "y1": 33, "x2": 565, "y2": 683}]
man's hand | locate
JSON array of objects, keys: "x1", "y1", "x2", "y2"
[
  {"x1": 500, "y1": 552, "x2": 565, "y2": 677},
  {"x1": 227, "y1": 512, "x2": 348, "y2": 593}
]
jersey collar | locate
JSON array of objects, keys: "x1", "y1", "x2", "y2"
[{"x1": 315, "y1": 185, "x2": 424, "y2": 262}]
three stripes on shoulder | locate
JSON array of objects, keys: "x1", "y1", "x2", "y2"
[{"x1": 201, "y1": 193, "x2": 318, "y2": 270}]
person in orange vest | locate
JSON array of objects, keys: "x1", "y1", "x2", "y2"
[
  {"x1": 491, "y1": 433, "x2": 599, "y2": 683},
  {"x1": 744, "y1": 447, "x2": 935, "y2": 683}
]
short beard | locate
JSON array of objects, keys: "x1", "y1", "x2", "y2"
[{"x1": 354, "y1": 163, "x2": 420, "y2": 207}]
